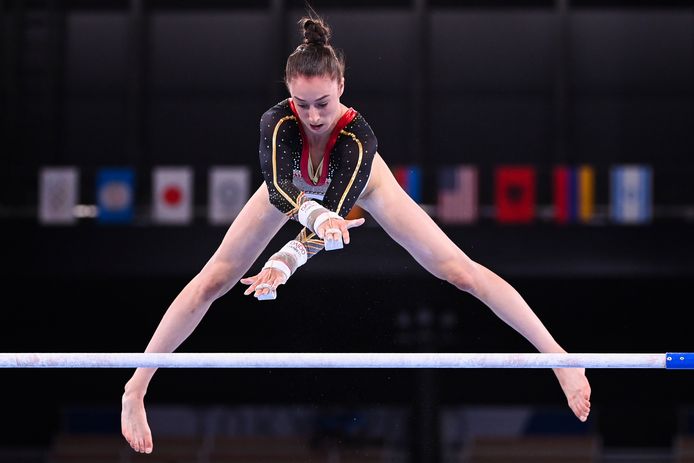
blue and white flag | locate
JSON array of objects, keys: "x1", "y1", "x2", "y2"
[
  {"x1": 39, "y1": 167, "x2": 79, "y2": 225},
  {"x1": 208, "y1": 166, "x2": 250, "y2": 225},
  {"x1": 610, "y1": 165, "x2": 652, "y2": 224},
  {"x1": 96, "y1": 168, "x2": 135, "y2": 224}
]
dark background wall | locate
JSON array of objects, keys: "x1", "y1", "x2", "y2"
[{"x1": 2, "y1": 0, "x2": 694, "y2": 457}]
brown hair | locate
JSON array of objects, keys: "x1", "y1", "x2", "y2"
[{"x1": 284, "y1": 16, "x2": 345, "y2": 86}]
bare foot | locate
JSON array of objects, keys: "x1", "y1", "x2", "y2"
[
  {"x1": 554, "y1": 367, "x2": 591, "y2": 422},
  {"x1": 121, "y1": 391, "x2": 153, "y2": 453}
]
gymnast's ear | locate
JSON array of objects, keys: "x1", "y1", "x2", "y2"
[{"x1": 338, "y1": 77, "x2": 345, "y2": 97}]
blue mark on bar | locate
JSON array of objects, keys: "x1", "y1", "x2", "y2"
[{"x1": 666, "y1": 353, "x2": 694, "y2": 370}]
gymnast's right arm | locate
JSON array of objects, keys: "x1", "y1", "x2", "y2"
[{"x1": 258, "y1": 108, "x2": 307, "y2": 218}]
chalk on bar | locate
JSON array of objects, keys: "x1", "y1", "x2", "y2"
[{"x1": 256, "y1": 290, "x2": 277, "y2": 301}]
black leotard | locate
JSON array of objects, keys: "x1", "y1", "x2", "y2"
[{"x1": 259, "y1": 99, "x2": 377, "y2": 259}]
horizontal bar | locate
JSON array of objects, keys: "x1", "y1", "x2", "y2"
[{"x1": 0, "y1": 353, "x2": 681, "y2": 369}]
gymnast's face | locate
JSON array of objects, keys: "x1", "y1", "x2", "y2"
[{"x1": 288, "y1": 75, "x2": 345, "y2": 136}]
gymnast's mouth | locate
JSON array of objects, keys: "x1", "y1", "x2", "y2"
[{"x1": 309, "y1": 123, "x2": 324, "y2": 131}]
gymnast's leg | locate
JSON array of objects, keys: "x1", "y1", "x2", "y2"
[
  {"x1": 121, "y1": 184, "x2": 288, "y2": 453},
  {"x1": 358, "y1": 154, "x2": 591, "y2": 421}
]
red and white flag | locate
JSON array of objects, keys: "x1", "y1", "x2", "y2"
[
  {"x1": 152, "y1": 167, "x2": 193, "y2": 225},
  {"x1": 208, "y1": 166, "x2": 251, "y2": 225},
  {"x1": 39, "y1": 167, "x2": 79, "y2": 225}
]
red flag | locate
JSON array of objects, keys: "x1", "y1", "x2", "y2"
[
  {"x1": 553, "y1": 166, "x2": 571, "y2": 224},
  {"x1": 495, "y1": 166, "x2": 536, "y2": 223}
]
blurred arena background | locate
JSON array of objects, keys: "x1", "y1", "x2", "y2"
[{"x1": 2, "y1": 0, "x2": 694, "y2": 462}]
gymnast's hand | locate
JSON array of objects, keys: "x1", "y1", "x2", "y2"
[
  {"x1": 315, "y1": 216, "x2": 365, "y2": 245},
  {"x1": 240, "y1": 266, "x2": 288, "y2": 299}
]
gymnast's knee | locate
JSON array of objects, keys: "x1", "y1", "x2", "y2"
[
  {"x1": 193, "y1": 262, "x2": 238, "y2": 304},
  {"x1": 442, "y1": 260, "x2": 479, "y2": 294}
]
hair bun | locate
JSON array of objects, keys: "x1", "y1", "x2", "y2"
[{"x1": 301, "y1": 18, "x2": 330, "y2": 46}]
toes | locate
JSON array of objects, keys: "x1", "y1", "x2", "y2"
[
  {"x1": 572, "y1": 399, "x2": 590, "y2": 422},
  {"x1": 123, "y1": 430, "x2": 134, "y2": 450},
  {"x1": 145, "y1": 437, "x2": 153, "y2": 453},
  {"x1": 568, "y1": 398, "x2": 590, "y2": 422}
]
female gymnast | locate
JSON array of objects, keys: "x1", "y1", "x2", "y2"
[{"x1": 121, "y1": 15, "x2": 591, "y2": 454}]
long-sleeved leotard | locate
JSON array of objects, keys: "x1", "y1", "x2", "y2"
[{"x1": 259, "y1": 98, "x2": 377, "y2": 259}]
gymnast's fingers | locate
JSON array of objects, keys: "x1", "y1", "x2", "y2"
[
  {"x1": 339, "y1": 218, "x2": 364, "y2": 244},
  {"x1": 254, "y1": 283, "x2": 272, "y2": 297},
  {"x1": 259, "y1": 270, "x2": 286, "y2": 291},
  {"x1": 344, "y1": 217, "x2": 365, "y2": 229},
  {"x1": 338, "y1": 222, "x2": 352, "y2": 244},
  {"x1": 243, "y1": 269, "x2": 273, "y2": 296},
  {"x1": 253, "y1": 282, "x2": 277, "y2": 300},
  {"x1": 325, "y1": 224, "x2": 342, "y2": 242},
  {"x1": 252, "y1": 269, "x2": 285, "y2": 298},
  {"x1": 316, "y1": 220, "x2": 329, "y2": 239},
  {"x1": 241, "y1": 275, "x2": 260, "y2": 295}
]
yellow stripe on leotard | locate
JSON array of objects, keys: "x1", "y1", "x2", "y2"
[
  {"x1": 335, "y1": 130, "x2": 364, "y2": 215},
  {"x1": 271, "y1": 115, "x2": 300, "y2": 211}
]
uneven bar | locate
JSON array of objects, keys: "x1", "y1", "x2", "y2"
[{"x1": 0, "y1": 353, "x2": 687, "y2": 369}]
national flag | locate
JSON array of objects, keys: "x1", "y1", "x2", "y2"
[
  {"x1": 553, "y1": 165, "x2": 595, "y2": 224},
  {"x1": 208, "y1": 166, "x2": 250, "y2": 225},
  {"x1": 437, "y1": 165, "x2": 478, "y2": 224},
  {"x1": 38, "y1": 167, "x2": 79, "y2": 225},
  {"x1": 495, "y1": 166, "x2": 536, "y2": 224},
  {"x1": 152, "y1": 167, "x2": 193, "y2": 225},
  {"x1": 393, "y1": 165, "x2": 422, "y2": 203},
  {"x1": 610, "y1": 165, "x2": 653, "y2": 224},
  {"x1": 96, "y1": 168, "x2": 135, "y2": 224}
]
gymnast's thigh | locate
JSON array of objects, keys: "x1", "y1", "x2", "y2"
[
  {"x1": 358, "y1": 155, "x2": 471, "y2": 278},
  {"x1": 205, "y1": 183, "x2": 289, "y2": 270}
]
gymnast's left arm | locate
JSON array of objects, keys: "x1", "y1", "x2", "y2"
[
  {"x1": 240, "y1": 221, "x2": 364, "y2": 300},
  {"x1": 240, "y1": 228, "x2": 315, "y2": 300},
  {"x1": 314, "y1": 116, "x2": 377, "y2": 243}
]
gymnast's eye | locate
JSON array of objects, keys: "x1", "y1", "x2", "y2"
[
  {"x1": 297, "y1": 104, "x2": 309, "y2": 109},
  {"x1": 318, "y1": 103, "x2": 328, "y2": 108}
]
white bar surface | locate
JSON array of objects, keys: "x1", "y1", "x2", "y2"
[{"x1": 0, "y1": 353, "x2": 666, "y2": 369}]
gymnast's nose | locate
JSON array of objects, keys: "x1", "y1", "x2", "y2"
[{"x1": 308, "y1": 106, "x2": 321, "y2": 124}]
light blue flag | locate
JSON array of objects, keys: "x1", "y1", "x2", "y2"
[
  {"x1": 610, "y1": 165, "x2": 652, "y2": 224},
  {"x1": 96, "y1": 168, "x2": 135, "y2": 224}
]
